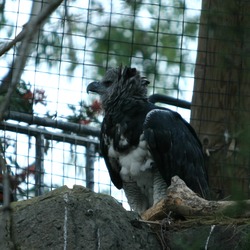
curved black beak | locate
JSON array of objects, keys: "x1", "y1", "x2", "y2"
[{"x1": 87, "y1": 81, "x2": 101, "y2": 94}]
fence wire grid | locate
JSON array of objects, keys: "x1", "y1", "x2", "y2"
[{"x1": 0, "y1": 0, "x2": 249, "y2": 208}]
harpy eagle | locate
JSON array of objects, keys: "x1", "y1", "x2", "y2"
[{"x1": 87, "y1": 66, "x2": 209, "y2": 213}]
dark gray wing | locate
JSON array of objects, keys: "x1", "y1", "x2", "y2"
[
  {"x1": 100, "y1": 117, "x2": 123, "y2": 189},
  {"x1": 143, "y1": 108, "x2": 210, "y2": 198}
]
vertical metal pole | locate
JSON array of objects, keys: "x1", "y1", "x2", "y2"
[
  {"x1": 35, "y1": 134, "x2": 45, "y2": 196},
  {"x1": 0, "y1": 152, "x2": 14, "y2": 248},
  {"x1": 85, "y1": 143, "x2": 95, "y2": 191},
  {"x1": 0, "y1": 154, "x2": 10, "y2": 207}
]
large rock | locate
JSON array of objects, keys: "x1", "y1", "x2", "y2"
[{"x1": 0, "y1": 186, "x2": 161, "y2": 250}]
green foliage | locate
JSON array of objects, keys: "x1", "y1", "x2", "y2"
[
  {"x1": 89, "y1": 0, "x2": 199, "y2": 94},
  {"x1": 0, "y1": 0, "x2": 199, "y2": 95},
  {"x1": 240, "y1": 232, "x2": 250, "y2": 250},
  {"x1": 67, "y1": 99, "x2": 102, "y2": 126},
  {"x1": 222, "y1": 201, "x2": 250, "y2": 217},
  {"x1": 0, "y1": 0, "x2": 200, "y2": 116},
  {"x1": 0, "y1": 0, "x2": 15, "y2": 40},
  {"x1": 5, "y1": 80, "x2": 47, "y2": 114}
]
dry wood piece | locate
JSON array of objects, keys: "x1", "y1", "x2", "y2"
[{"x1": 142, "y1": 176, "x2": 250, "y2": 221}]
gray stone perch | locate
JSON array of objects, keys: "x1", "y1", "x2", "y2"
[
  {"x1": 0, "y1": 186, "x2": 160, "y2": 249},
  {"x1": 1, "y1": 176, "x2": 250, "y2": 249}
]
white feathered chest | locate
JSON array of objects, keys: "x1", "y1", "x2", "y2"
[{"x1": 107, "y1": 132, "x2": 167, "y2": 213}]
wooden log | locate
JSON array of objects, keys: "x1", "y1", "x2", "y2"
[{"x1": 142, "y1": 176, "x2": 250, "y2": 221}]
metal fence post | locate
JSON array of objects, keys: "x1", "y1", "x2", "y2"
[
  {"x1": 35, "y1": 134, "x2": 45, "y2": 196},
  {"x1": 85, "y1": 143, "x2": 95, "y2": 191}
]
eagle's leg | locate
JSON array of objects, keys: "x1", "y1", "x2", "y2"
[
  {"x1": 123, "y1": 182, "x2": 149, "y2": 214},
  {"x1": 153, "y1": 171, "x2": 168, "y2": 205}
]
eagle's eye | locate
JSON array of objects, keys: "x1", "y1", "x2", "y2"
[{"x1": 103, "y1": 80, "x2": 112, "y2": 87}]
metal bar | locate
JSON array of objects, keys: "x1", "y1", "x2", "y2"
[
  {"x1": 0, "y1": 121, "x2": 99, "y2": 147},
  {"x1": 149, "y1": 94, "x2": 191, "y2": 109},
  {"x1": 35, "y1": 134, "x2": 45, "y2": 196},
  {"x1": 85, "y1": 143, "x2": 95, "y2": 191},
  {"x1": 3, "y1": 111, "x2": 100, "y2": 137}
]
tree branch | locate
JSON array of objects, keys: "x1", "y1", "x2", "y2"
[
  {"x1": 141, "y1": 176, "x2": 250, "y2": 221},
  {"x1": 0, "y1": 0, "x2": 64, "y2": 120},
  {"x1": 0, "y1": 0, "x2": 63, "y2": 57}
]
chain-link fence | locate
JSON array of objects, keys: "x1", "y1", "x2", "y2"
[{"x1": 0, "y1": 0, "x2": 249, "y2": 208}]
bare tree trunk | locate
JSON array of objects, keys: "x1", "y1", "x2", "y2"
[{"x1": 191, "y1": 0, "x2": 250, "y2": 199}]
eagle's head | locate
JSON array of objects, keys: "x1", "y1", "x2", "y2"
[{"x1": 87, "y1": 66, "x2": 149, "y2": 110}]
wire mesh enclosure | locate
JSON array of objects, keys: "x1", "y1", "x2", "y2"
[{"x1": 0, "y1": 0, "x2": 250, "y2": 208}]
